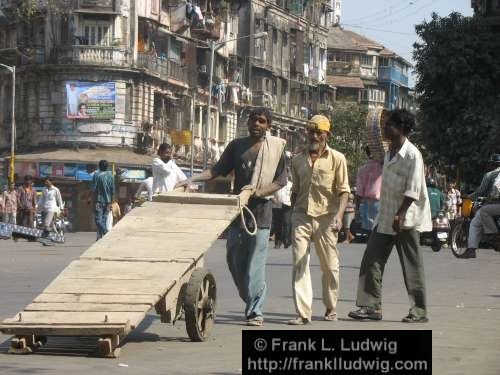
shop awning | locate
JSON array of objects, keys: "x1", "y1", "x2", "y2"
[
  {"x1": 326, "y1": 76, "x2": 365, "y2": 89},
  {"x1": 14, "y1": 148, "x2": 154, "y2": 168}
]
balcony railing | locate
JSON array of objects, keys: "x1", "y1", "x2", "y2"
[
  {"x1": 55, "y1": 45, "x2": 129, "y2": 66},
  {"x1": 378, "y1": 66, "x2": 409, "y2": 87},
  {"x1": 136, "y1": 52, "x2": 187, "y2": 83}
]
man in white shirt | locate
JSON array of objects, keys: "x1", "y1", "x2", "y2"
[
  {"x1": 38, "y1": 177, "x2": 63, "y2": 235},
  {"x1": 152, "y1": 143, "x2": 188, "y2": 193},
  {"x1": 349, "y1": 109, "x2": 431, "y2": 324}
]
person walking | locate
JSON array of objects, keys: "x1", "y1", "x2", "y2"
[
  {"x1": 17, "y1": 175, "x2": 37, "y2": 228},
  {"x1": 355, "y1": 146, "x2": 383, "y2": 232},
  {"x1": 2, "y1": 182, "x2": 17, "y2": 224},
  {"x1": 288, "y1": 115, "x2": 350, "y2": 325},
  {"x1": 348, "y1": 109, "x2": 432, "y2": 323},
  {"x1": 341, "y1": 192, "x2": 356, "y2": 244},
  {"x1": 91, "y1": 160, "x2": 115, "y2": 240},
  {"x1": 176, "y1": 107, "x2": 287, "y2": 326},
  {"x1": 152, "y1": 143, "x2": 188, "y2": 193},
  {"x1": 37, "y1": 177, "x2": 63, "y2": 236},
  {"x1": 426, "y1": 178, "x2": 445, "y2": 219}
]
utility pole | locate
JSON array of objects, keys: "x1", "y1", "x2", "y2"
[{"x1": 0, "y1": 63, "x2": 15, "y2": 183}]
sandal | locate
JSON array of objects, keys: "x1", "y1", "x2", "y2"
[
  {"x1": 287, "y1": 317, "x2": 310, "y2": 325},
  {"x1": 324, "y1": 311, "x2": 338, "y2": 321},
  {"x1": 246, "y1": 318, "x2": 263, "y2": 326}
]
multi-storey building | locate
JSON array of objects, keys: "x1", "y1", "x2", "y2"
[
  {"x1": 327, "y1": 25, "x2": 412, "y2": 110},
  {"x1": 236, "y1": 0, "x2": 334, "y2": 152},
  {"x1": 472, "y1": 0, "x2": 500, "y2": 26},
  {"x1": 0, "y1": 0, "x2": 338, "y2": 227}
]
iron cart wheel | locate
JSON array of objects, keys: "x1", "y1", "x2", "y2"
[
  {"x1": 450, "y1": 219, "x2": 469, "y2": 258},
  {"x1": 183, "y1": 268, "x2": 216, "y2": 342}
]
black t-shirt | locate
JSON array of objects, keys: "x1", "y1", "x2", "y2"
[{"x1": 212, "y1": 137, "x2": 287, "y2": 228}]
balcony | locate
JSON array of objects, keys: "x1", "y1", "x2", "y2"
[
  {"x1": 378, "y1": 66, "x2": 409, "y2": 87},
  {"x1": 191, "y1": 18, "x2": 222, "y2": 41},
  {"x1": 56, "y1": 45, "x2": 129, "y2": 66},
  {"x1": 136, "y1": 53, "x2": 187, "y2": 83}
]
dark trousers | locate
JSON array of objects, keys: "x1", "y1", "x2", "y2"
[
  {"x1": 19, "y1": 209, "x2": 35, "y2": 228},
  {"x1": 95, "y1": 202, "x2": 109, "y2": 240},
  {"x1": 355, "y1": 227, "x2": 427, "y2": 318},
  {"x1": 273, "y1": 205, "x2": 292, "y2": 247}
]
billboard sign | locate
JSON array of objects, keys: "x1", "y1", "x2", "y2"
[{"x1": 66, "y1": 81, "x2": 116, "y2": 120}]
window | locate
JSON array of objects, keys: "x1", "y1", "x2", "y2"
[
  {"x1": 283, "y1": 32, "x2": 288, "y2": 47},
  {"x1": 125, "y1": 83, "x2": 133, "y2": 121},
  {"x1": 273, "y1": 28, "x2": 278, "y2": 44},
  {"x1": 169, "y1": 39, "x2": 182, "y2": 61},
  {"x1": 360, "y1": 55, "x2": 373, "y2": 66},
  {"x1": 161, "y1": 0, "x2": 168, "y2": 12},
  {"x1": 151, "y1": 0, "x2": 158, "y2": 14},
  {"x1": 82, "y1": 17, "x2": 112, "y2": 46},
  {"x1": 379, "y1": 57, "x2": 389, "y2": 66},
  {"x1": 335, "y1": 52, "x2": 352, "y2": 62}
]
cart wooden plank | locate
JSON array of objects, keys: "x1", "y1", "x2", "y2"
[
  {"x1": 58, "y1": 259, "x2": 190, "y2": 281},
  {"x1": 112, "y1": 216, "x2": 233, "y2": 234},
  {"x1": 34, "y1": 294, "x2": 158, "y2": 305},
  {"x1": 25, "y1": 303, "x2": 152, "y2": 312},
  {"x1": 3, "y1": 311, "x2": 145, "y2": 328},
  {"x1": 80, "y1": 234, "x2": 207, "y2": 262},
  {"x1": 43, "y1": 278, "x2": 176, "y2": 296},
  {"x1": 153, "y1": 192, "x2": 240, "y2": 206},
  {"x1": 0, "y1": 324, "x2": 128, "y2": 336},
  {"x1": 127, "y1": 202, "x2": 240, "y2": 220}
]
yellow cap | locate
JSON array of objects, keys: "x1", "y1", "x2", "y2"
[{"x1": 308, "y1": 115, "x2": 331, "y2": 132}]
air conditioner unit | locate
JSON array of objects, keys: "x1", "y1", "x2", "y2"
[{"x1": 199, "y1": 65, "x2": 207, "y2": 73}]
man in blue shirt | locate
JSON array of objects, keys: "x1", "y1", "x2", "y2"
[{"x1": 92, "y1": 160, "x2": 115, "y2": 240}]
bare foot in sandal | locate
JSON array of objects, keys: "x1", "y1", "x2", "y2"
[{"x1": 324, "y1": 310, "x2": 338, "y2": 321}]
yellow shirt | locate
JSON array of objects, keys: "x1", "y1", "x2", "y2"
[{"x1": 291, "y1": 145, "x2": 350, "y2": 217}]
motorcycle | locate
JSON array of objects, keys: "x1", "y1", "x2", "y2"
[
  {"x1": 421, "y1": 211, "x2": 450, "y2": 252},
  {"x1": 450, "y1": 197, "x2": 500, "y2": 257}
]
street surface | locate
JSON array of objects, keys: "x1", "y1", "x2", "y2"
[{"x1": 0, "y1": 232, "x2": 499, "y2": 374}]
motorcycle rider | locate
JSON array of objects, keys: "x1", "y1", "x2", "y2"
[{"x1": 461, "y1": 154, "x2": 500, "y2": 259}]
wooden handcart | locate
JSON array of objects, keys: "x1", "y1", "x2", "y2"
[{"x1": 0, "y1": 193, "x2": 243, "y2": 358}]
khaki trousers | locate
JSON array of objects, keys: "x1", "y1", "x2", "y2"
[{"x1": 292, "y1": 212, "x2": 340, "y2": 320}]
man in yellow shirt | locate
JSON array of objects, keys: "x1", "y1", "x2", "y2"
[{"x1": 288, "y1": 115, "x2": 350, "y2": 325}]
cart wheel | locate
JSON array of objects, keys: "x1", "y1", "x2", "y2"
[{"x1": 183, "y1": 268, "x2": 216, "y2": 342}]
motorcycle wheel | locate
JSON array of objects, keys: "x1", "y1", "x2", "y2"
[{"x1": 450, "y1": 219, "x2": 469, "y2": 258}]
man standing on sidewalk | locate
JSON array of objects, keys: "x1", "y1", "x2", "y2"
[
  {"x1": 17, "y1": 175, "x2": 37, "y2": 228},
  {"x1": 176, "y1": 107, "x2": 287, "y2": 326},
  {"x1": 3, "y1": 183, "x2": 17, "y2": 224},
  {"x1": 348, "y1": 109, "x2": 432, "y2": 323},
  {"x1": 288, "y1": 115, "x2": 350, "y2": 325},
  {"x1": 91, "y1": 160, "x2": 115, "y2": 240},
  {"x1": 152, "y1": 143, "x2": 188, "y2": 193}
]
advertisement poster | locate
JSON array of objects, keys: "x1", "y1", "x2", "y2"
[
  {"x1": 39, "y1": 163, "x2": 52, "y2": 178},
  {"x1": 170, "y1": 130, "x2": 192, "y2": 145},
  {"x1": 15, "y1": 162, "x2": 38, "y2": 178},
  {"x1": 52, "y1": 163, "x2": 65, "y2": 177},
  {"x1": 64, "y1": 163, "x2": 77, "y2": 178},
  {"x1": 66, "y1": 81, "x2": 116, "y2": 120}
]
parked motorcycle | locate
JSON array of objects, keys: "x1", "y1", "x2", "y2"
[
  {"x1": 422, "y1": 211, "x2": 450, "y2": 252},
  {"x1": 450, "y1": 197, "x2": 500, "y2": 257}
]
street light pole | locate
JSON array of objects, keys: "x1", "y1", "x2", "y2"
[
  {"x1": 202, "y1": 40, "x2": 216, "y2": 172},
  {"x1": 0, "y1": 63, "x2": 15, "y2": 183}
]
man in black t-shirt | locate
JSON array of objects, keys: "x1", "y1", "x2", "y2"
[{"x1": 176, "y1": 107, "x2": 287, "y2": 326}]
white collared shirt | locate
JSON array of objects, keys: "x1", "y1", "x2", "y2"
[
  {"x1": 38, "y1": 186, "x2": 63, "y2": 213},
  {"x1": 152, "y1": 158, "x2": 187, "y2": 194},
  {"x1": 376, "y1": 139, "x2": 432, "y2": 235}
]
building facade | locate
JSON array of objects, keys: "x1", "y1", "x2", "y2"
[
  {"x1": 326, "y1": 26, "x2": 412, "y2": 110},
  {"x1": 0, "y1": 0, "x2": 336, "y2": 162}
]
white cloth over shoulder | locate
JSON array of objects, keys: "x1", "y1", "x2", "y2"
[{"x1": 152, "y1": 158, "x2": 187, "y2": 193}]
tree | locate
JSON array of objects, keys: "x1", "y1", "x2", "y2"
[
  {"x1": 328, "y1": 104, "x2": 368, "y2": 183},
  {"x1": 414, "y1": 12, "x2": 500, "y2": 187}
]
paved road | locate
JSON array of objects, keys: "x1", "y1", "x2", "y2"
[{"x1": 0, "y1": 232, "x2": 499, "y2": 374}]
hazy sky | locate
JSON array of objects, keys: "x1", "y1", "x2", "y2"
[{"x1": 341, "y1": 0, "x2": 474, "y2": 86}]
